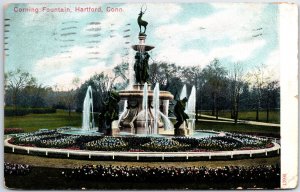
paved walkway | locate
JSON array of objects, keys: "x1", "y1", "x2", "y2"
[{"x1": 199, "y1": 114, "x2": 280, "y2": 127}]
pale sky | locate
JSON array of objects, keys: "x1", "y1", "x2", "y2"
[{"x1": 4, "y1": 3, "x2": 279, "y2": 90}]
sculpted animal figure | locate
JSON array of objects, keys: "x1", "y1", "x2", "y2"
[{"x1": 137, "y1": 7, "x2": 148, "y2": 34}]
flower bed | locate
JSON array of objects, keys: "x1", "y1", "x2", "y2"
[
  {"x1": 198, "y1": 136, "x2": 242, "y2": 151},
  {"x1": 85, "y1": 137, "x2": 128, "y2": 151},
  {"x1": 4, "y1": 128, "x2": 25, "y2": 135},
  {"x1": 62, "y1": 164, "x2": 280, "y2": 185},
  {"x1": 4, "y1": 163, "x2": 31, "y2": 175},
  {"x1": 38, "y1": 135, "x2": 81, "y2": 148},
  {"x1": 8, "y1": 129, "x2": 275, "y2": 152},
  {"x1": 141, "y1": 138, "x2": 190, "y2": 152}
]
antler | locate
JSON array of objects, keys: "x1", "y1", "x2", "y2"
[{"x1": 141, "y1": 4, "x2": 147, "y2": 13}]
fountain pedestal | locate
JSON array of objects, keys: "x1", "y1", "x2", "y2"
[
  {"x1": 111, "y1": 120, "x2": 120, "y2": 136},
  {"x1": 118, "y1": 32, "x2": 174, "y2": 135},
  {"x1": 175, "y1": 124, "x2": 192, "y2": 136}
]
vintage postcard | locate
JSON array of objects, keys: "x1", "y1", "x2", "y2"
[{"x1": 2, "y1": 1, "x2": 298, "y2": 190}]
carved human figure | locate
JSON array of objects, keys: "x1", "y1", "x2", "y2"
[
  {"x1": 141, "y1": 52, "x2": 150, "y2": 83},
  {"x1": 174, "y1": 97, "x2": 189, "y2": 135},
  {"x1": 134, "y1": 52, "x2": 142, "y2": 83},
  {"x1": 134, "y1": 51, "x2": 150, "y2": 84},
  {"x1": 99, "y1": 88, "x2": 120, "y2": 135}
]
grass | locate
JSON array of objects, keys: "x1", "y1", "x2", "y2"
[
  {"x1": 4, "y1": 110, "x2": 279, "y2": 136},
  {"x1": 4, "y1": 110, "x2": 82, "y2": 132},
  {"x1": 196, "y1": 121, "x2": 280, "y2": 137},
  {"x1": 4, "y1": 111, "x2": 280, "y2": 189},
  {"x1": 5, "y1": 153, "x2": 279, "y2": 168},
  {"x1": 201, "y1": 110, "x2": 280, "y2": 124}
]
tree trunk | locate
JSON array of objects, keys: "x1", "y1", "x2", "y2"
[
  {"x1": 230, "y1": 92, "x2": 235, "y2": 119},
  {"x1": 266, "y1": 96, "x2": 270, "y2": 123},
  {"x1": 13, "y1": 94, "x2": 17, "y2": 110},
  {"x1": 266, "y1": 108, "x2": 269, "y2": 123},
  {"x1": 199, "y1": 92, "x2": 202, "y2": 118},
  {"x1": 212, "y1": 93, "x2": 216, "y2": 116},
  {"x1": 196, "y1": 105, "x2": 199, "y2": 122},
  {"x1": 12, "y1": 90, "x2": 19, "y2": 112},
  {"x1": 68, "y1": 104, "x2": 71, "y2": 117},
  {"x1": 216, "y1": 96, "x2": 219, "y2": 120},
  {"x1": 234, "y1": 94, "x2": 240, "y2": 124},
  {"x1": 256, "y1": 103, "x2": 259, "y2": 121}
]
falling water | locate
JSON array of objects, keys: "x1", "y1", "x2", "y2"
[
  {"x1": 187, "y1": 86, "x2": 196, "y2": 115},
  {"x1": 180, "y1": 84, "x2": 187, "y2": 100},
  {"x1": 118, "y1": 100, "x2": 128, "y2": 126},
  {"x1": 153, "y1": 83, "x2": 160, "y2": 134},
  {"x1": 128, "y1": 49, "x2": 135, "y2": 89},
  {"x1": 186, "y1": 85, "x2": 196, "y2": 133},
  {"x1": 142, "y1": 82, "x2": 149, "y2": 133},
  {"x1": 159, "y1": 111, "x2": 174, "y2": 131},
  {"x1": 82, "y1": 86, "x2": 95, "y2": 131},
  {"x1": 163, "y1": 100, "x2": 169, "y2": 117}
]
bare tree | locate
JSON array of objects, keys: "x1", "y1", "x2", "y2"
[
  {"x1": 202, "y1": 59, "x2": 227, "y2": 120},
  {"x1": 229, "y1": 63, "x2": 244, "y2": 124},
  {"x1": 5, "y1": 69, "x2": 36, "y2": 109},
  {"x1": 182, "y1": 66, "x2": 203, "y2": 122},
  {"x1": 250, "y1": 64, "x2": 269, "y2": 121},
  {"x1": 263, "y1": 80, "x2": 279, "y2": 122}
]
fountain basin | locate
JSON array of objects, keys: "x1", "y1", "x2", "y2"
[
  {"x1": 119, "y1": 90, "x2": 173, "y2": 100},
  {"x1": 132, "y1": 44, "x2": 155, "y2": 52},
  {"x1": 58, "y1": 127, "x2": 218, "y2": 138},
  {"x1": 118, "y1": 84, "x2": 174, "y2": 135},
  {"x1": 58, "y1": 127, "x2": 103, "y2": 136}
]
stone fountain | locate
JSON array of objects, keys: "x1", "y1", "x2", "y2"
[
  {"x1": 118, "y1": 33, "x2": 173, "y2": 135},
  {"x1": 104, "y1": 8, "x2": 196, "y2": 136}
]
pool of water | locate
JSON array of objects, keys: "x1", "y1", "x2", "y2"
[
  {"x1": 192, "y1": 131, "x2": 219, "y2": 138},
  {"x1": 58, "y1": 128, "x2": 103, "y2": 136},
  {"x1": 59, "y1": 128, "x2": 218, "y2": 138}
]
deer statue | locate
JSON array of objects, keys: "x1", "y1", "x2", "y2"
[{"x1": 137, "y1": 6, "x2": 148, "y2": 34}]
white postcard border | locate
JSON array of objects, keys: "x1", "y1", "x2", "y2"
[{"x1": 280, "y1": 3, "x2": 298, "y2": 189}]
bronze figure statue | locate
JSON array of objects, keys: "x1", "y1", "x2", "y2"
[
  {"x1": 134, "y1": 51, "x2": 150, "y2": 84},
  {"x1": 134, "y1": 52, "x2": 142, "y2": 83},
  {"x1": 98, "y1": 87, "x2": 120, "y2": 135},
  {"x1": 174, "y1": 97, "x2": 189, "y2": 135},
  {"x1": 137, "y1": 6, "x2": 148, "y2": 34}
]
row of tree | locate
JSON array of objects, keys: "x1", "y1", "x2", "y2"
[
  {"x1": 4, "y1": 59, "x2": 279, "y2": 123},
  {"x1": 148, "y1": 59, "x2": 279, "y2": 123}
]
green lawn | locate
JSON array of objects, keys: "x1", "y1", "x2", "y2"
[
  {"x1": 4, "y1": 110, "x2": 279, "y2": 137},
  {"x1": 201, "y1": 110, "x2": 280, "y2": 124},
  {"x1": 197, "y1": 121, "x2": 280, "y2": 137},
  {"x1": 4, "y1": 110, "x2": 82, "y2": 132}
]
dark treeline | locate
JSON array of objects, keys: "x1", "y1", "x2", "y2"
[
  {"x1": 148, "y1": 59, "x2": 279, "y2": 123},
  {"x1": 4, "y1": 59, "x2": 279, "y2": 122}
]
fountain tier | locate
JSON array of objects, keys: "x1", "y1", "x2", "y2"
[{"x1": 118, "y1": 84, "x2": 173, "y2": 134}]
